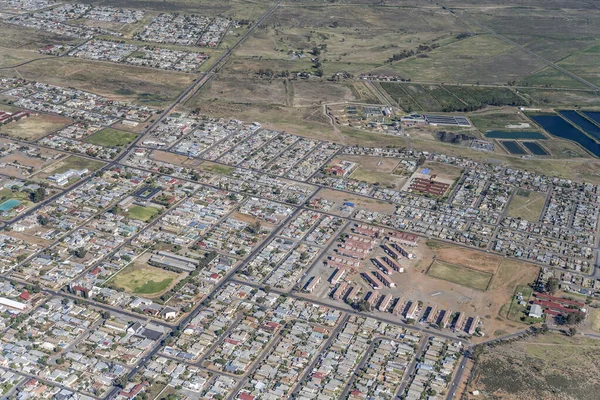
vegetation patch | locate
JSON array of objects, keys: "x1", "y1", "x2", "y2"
[{"x1": 469, "y1": 334, "x2": 600, "y2": 400}]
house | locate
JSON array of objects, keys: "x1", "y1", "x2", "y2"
[{"x1": 528, "y1": 304, "x2": 544, "y2": 319}]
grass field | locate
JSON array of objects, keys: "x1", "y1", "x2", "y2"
[
  {"x1": 85, "y1": 128, "x2": 138, "y2": 147},
  {"x1": 0, "y1": 114, "x2": 71, "y2": 141},
  {"x1": 127, "y1": 205, "x2": 160, "y2": 222},
  {"x1": 507, "y1": 189, "x2": 546, "y2": 221},
  {"x1": 108, "y1": 263, "x2": 181, "y2": 296},
  {"x1": 469, "y1": 333, "x2": 600, "y2": 400},
  {"x1": 427, "y1": 260, "x2": 493, "y2": 291}
]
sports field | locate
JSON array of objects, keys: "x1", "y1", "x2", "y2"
[
  {"x1": 85, "y1": 128, "x2": 137, "y2": 147},
  {"x1": 427, "y1": 260, "x2": 493, "y2": 291},
  {"x1": 108, "y1": 263, "x2": 181, "y2": 296}
]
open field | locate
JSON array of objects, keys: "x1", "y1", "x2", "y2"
[
  {"x1": 427, "y1": 260, "x2": 493, "y2": 291},
  {"x1": 507, "y1": 189, "x2": 546, "y2": 221},
  {"x1": 342, "y1": 155, "x2": 406, "y2": 189},
  {"x1": 375, "y1": 34, "x2": 545, "y2": 84},
  {"x1": 468, "y1": 333, "x2": 600, "y2": 400},
  {"x1": 0, "y1": 113, "x2": 71, "y2": 141},
  {"x1": 85, "y1": 128, "x2": 138, "y2": 147},
  {"x1": 470, "y1": 112, "x2": 540, "y2": 133},
  {"x1": 233, "y1": 5, "x2": 466, "y2": 76},
  {"x1": 518, "y1": 88, "x2": 600, "y2": 108},
  {"x1": 200, "y1": 161, "x2": 235, "y2": 176},
  {"x1": 7, "y1": 58, "x2": 194, "y2": 106},
  {"x1": 127, "y1": 205, "x2": 160, "y2": 222},
  {"x1": 107, "y1": 262, "x2": 182, "y2": 296}
]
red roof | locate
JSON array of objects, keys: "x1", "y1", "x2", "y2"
[
  {"x1": 238, "y1": 394, "x2": 255, "y2": 400},
  {"x1": 19, "y1": 291, "x2": 30, "y2": 301}
]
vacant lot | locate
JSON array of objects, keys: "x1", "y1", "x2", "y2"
[
  {"x1": 468, "y1": 333, "x2": 600, "y2": 400},
  {"x1": 427, "y1": 260, "x2": 493, "y2": 291},
  {"x1": 9, "y1": 57, "x2": 194, "y2": 106},
  {"x1": 0, "y1": 114, "x2": 71, "y2": 141},
  {"x1": 127, "y1": 205, "x2": 159, "y2": 222},
  {"x1": 85, "y1": 128, "x2": 137, "y2": 147},
  {"x1": 108, "y1": 263, "x2": 182, "y2": 296},
  {"x1": 507, "y1": 189, "x2": 546, "y2": 221}
]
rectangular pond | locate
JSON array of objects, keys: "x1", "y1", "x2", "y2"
[
  {"x1": 582, "y1": 111, "x2": 600, "y2": 126},
  {"x1": 529, "y1": 114, "x2": 600, "y2": 158},
  {"x1": 484, "y1": 131, "x2": 546, "y2": 140},
  {"x1": 501, "y1": 140, "x2": 527, "y2": 155},
  {"x1": 522, "y1": 141, "x2": 549, "y2": 156},
  {"x1": 558, "y1": 110, "x2": 600, "y2": 141}
]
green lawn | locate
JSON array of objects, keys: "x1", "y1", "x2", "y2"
[
  {"x1": 427, "y1": 260, "x2": 493, "y2": 291},
  {"x1": 85, "y1": 128, "x2": 138, "y2": 147},
  {"x1": 127, "y1": 205, "x2": 159, "y2": 222}
]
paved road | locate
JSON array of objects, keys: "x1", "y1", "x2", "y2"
[
  {"x1": 289, "y1": 313, "x2": 350, "y2": 399},
  {"x1": 394, "y1": 335, "x2": 429, "y2": 399}
]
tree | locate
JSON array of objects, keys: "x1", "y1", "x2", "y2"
[
  {"x1": 114, "y1": 376, "x2": 128, "y2": 389},
  {"x1": 568, "y1": 326, "x2": 577, "y2": 337},
  {"x1": 37, "y1": 215, "x2": 49, "y2": 226},
  {"x1": 71, "y1": 247, "x2": 87, "y2": 259},
  {"x1": 539, "y1": 324, "x2": 549, "y2": 335},
  {"x1": 546, "y1": 277, "x2": 559, "y2": 295},
  {"x1": 566, "y1": 312, "x2": 585, "y2": 326},
  {"x1": 30, "y1": 187, "x2": 46, "y2": 203}
]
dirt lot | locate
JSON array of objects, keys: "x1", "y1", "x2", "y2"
[
  {"x1": 315, "y1": 188, "x2": 396, "y2": 215},
  {"x1": 467, "y1": 333, "x2": 600, "y2": 400},
  {"x1": 0, "y1": 113, "x2": 71, "y2": 141}
]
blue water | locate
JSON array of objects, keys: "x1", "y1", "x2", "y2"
[
  {"x1": 582, "y1": 111, "x2": 600, "y2": 125},
  {"x1": 558, "y1": 110, "x2": 600, "y2": 141},
  {"x1": 530, "y1": 115, "x2": 600, "y2": 158},
  {"x1": 501, "y1": 141, "x2": 527, "y2": 155},
  {"x1": 522, "y1": 141, "x2": 548, "y2": 156},
  {"x1": 0, "y1": 199, "x2": 21, "y2": 212}
]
